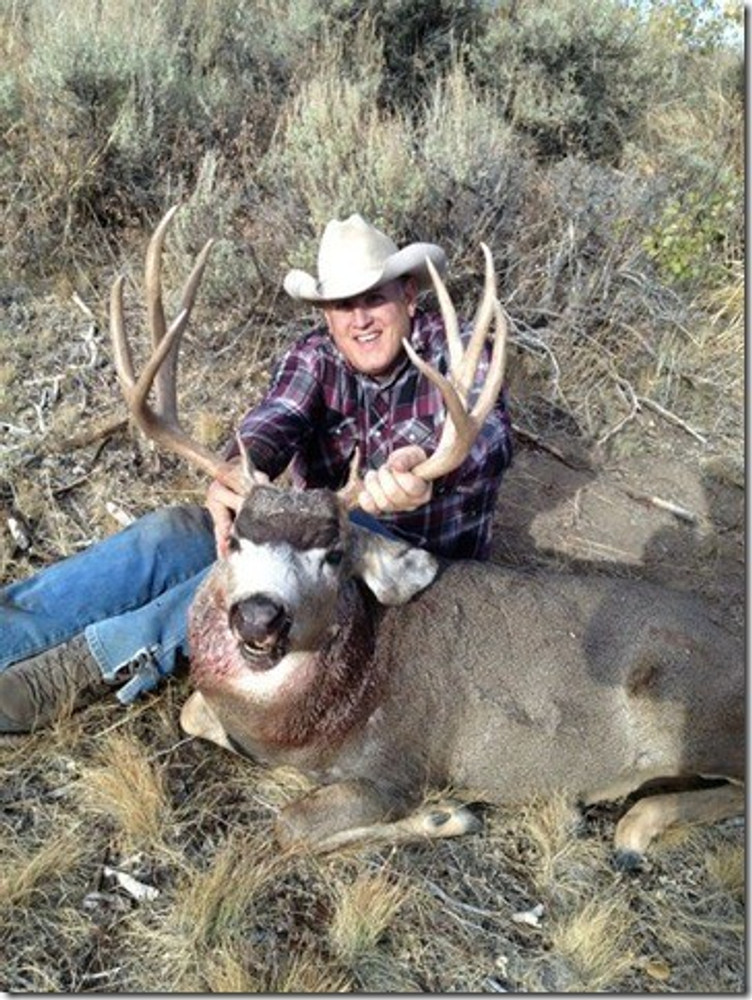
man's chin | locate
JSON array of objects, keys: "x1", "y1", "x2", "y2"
[{"x1": 353, "y1": 349, "x2": 406, "y2": 379}]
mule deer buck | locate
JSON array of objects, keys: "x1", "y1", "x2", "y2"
[{"x1": 111, "y1": 207, "x2": 744, "y2": 867}]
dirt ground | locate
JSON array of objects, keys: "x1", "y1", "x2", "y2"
[{"x1": 492, "y1": 426, "x2": 744, "y2": 637}]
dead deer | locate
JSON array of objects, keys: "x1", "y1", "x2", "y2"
[{"x1": 110, "y1": 206, "x2": 744, "y2": 867}]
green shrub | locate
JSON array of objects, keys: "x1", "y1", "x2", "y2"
[
  {"x1": 643, "y1": 169, "x2": 741, "y2": 287},
  {"x1": 0, "y1": 0, "x2": 313, "y2": 272},
  {"x1": 261, "y1": 21, "x2": 425, "y2": 263},
  {"x1": 470, "y1": 0, "x2": 675, "y2": 164}
]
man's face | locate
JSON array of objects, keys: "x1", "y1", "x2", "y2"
[{"x1": 322, "y1": 277, "x2": 417, "y2": 377}]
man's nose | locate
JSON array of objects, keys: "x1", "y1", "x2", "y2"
[{"x1": 351, "y1": 305, "x2": 372, "y2": 328}]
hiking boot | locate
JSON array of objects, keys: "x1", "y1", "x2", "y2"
[{"x1": 0, "y1": 635, "x2": 110, "y2": 733}]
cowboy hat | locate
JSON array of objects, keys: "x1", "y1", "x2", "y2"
[{"x1": 283, "y1": 214, "x2": 447, "y2": 303}]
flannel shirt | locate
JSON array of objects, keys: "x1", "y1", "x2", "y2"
[{"x1": 233, "y1": 310, "x2": 513, "y2": 560}]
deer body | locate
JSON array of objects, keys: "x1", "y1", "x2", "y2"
[{"x1": 182, "y1": 486, "x2": 744, "y2": 861}]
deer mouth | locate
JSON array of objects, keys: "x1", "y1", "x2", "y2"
[
  {"x1": 237, "y1": 621, "x2": 291, "y2": 668},
  {"x1": 229, "y1": 596, "x2": 293, "y2": 669}
]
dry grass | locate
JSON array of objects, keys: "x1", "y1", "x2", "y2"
[
  {"x1": 76, "y1": 731, "x2": 173, "y2": 849},
  {"x1": 548, "y1": 895, "x2": 638, "y2": 991},
  {"x1": 0, "y1": 693, "x2": 745, "y2": 991},
  {"x1": 0, "y1": 2, "x2": 744, "y2": 992},
  {"x1": 329, "y1": 870, "x2": 410, "y2": 965},
  {"x1": 0, "y1": 827, "x2": 88, "y2": 913}
]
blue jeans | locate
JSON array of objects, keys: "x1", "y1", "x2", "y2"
[
  {"x1": 0, "y1": 505, "x2": 216, "y2": 703},
  {"x1": 0, "y1": 503, "x2": 394, "y2": 704}
]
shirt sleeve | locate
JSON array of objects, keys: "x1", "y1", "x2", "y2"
[{"x1": 227, "y1": 336, "x2": 324, "y2": 480}]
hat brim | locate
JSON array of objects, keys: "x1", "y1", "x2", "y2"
[{"x1": 283, "y1": 243, "x2": 447, "y2": 303}]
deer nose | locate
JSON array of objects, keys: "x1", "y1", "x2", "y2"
[{"x1": 229, "y1": 594, "x2": 290, "y2": 646}]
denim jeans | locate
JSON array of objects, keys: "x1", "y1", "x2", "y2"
[
  {"x1": 0, "y1": 503, "x2": 394, "y2": 704},
  {"x1": 0, "y1": 505, "x2": 216, "y2": 703}
]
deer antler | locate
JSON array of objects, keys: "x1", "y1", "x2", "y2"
[
  {"x1": 112, "y1": 207, "x2": 507, "y2": 510},
  {"x1": 337, "y1": 243, "x2": 508, "y2": 507},
  {"x1": 110, "y1": 205, "x2": 229, "y2": 483}
]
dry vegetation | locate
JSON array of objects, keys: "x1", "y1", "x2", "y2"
[{"x1": 0, "y1": 0, "x2": 744, "y2": 992}]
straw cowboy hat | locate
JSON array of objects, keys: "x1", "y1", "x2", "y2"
[{"x1": 283, "y1": 214, "x2": 447, "y2": 303}]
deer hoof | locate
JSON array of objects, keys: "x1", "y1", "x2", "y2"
[
  {"x1": 611, "y1": 847, "x2": 646, "y2": 873},
  {"x1": 422, "y1": 803, "x2": 483, "y2": 837}
]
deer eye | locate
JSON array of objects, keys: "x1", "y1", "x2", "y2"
[
  {"x1": 227, "y1": 534, "x2": 240, "y2": 553},
  {"x1": 323, "y1": 548, "x2": 344, "y2": 567}
]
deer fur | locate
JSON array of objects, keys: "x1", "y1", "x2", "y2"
[{"x1": 181, "y1": 480, "x2": 744, "y2": 865}]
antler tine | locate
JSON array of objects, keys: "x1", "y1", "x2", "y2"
[
  {"x1": 145, "y1": 204, "x2": 179, "y2": 422},
  {"x1": 458, "y1": 243, "x2": 498, "y2": 396},
  {"x1": 336, "y1": 447, "x2": 364, "y2": 510},
  {"x1": 110, "y1": 274, "x2": 136, "y2": 393},
  {"x1": 402, "y1": 243, "x2": 507, "y2": 483},
  {"x1": 109, "y1": 205, "x2": 227, "y2": 483},
  {"x1": 469, "y1": 297, "x2": 507, "y2": 426},
  {"x1": 425, "y1": 254, "x2": 464, "y2": 374}
]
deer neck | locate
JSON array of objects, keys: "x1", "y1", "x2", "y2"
[{"x1": 188, "y1": 575, "x2": 384, "y2": 753}]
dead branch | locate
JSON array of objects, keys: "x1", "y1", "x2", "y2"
[
  {"x1": 600, "y1": 373, "x2": 708, "y2": 448},
  {"x1": 48, "y1": 416, "x2": 128, "y2": 453},
  {"x1": 636, "y1": 395, "x2": 708, "y2": 445},
  {"x1": 511, "y1": 422, "x2": 591, "y2": 470},
  {"x1": 598, "y1": 377, "x2": 640, "y2": 447},
  {"x1": 625, "y1": 489, "x2": 700, "y2": 524}
]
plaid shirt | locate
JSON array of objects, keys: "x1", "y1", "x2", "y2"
[{"x1": 234, "y1": 311, "x2": 513, "y2": 560}]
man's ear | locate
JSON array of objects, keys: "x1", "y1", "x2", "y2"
[
  {"x1": 350, "y1": 526, "x2": 439, "y2": 605},
  {"x1": 403, "y1": 275, "x2": 418, "y2": 317}
]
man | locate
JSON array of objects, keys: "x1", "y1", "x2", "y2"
[{"x1": 0, "y1": 214, "x2": 513, "y2": 733}]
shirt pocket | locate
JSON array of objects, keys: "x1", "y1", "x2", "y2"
[
  {"x1": 326, "y1": 414, "x2": 358, "y2": 460},
  {"x1": 394, "y1": 416, "x2": 438, "y2": 452}
]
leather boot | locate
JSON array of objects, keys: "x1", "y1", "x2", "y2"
[{"x1": 0, "y1": 635, "x2": 111, "y2": 732}]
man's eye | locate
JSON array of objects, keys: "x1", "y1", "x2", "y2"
[{"x1": 324, "y1": 549, "x2": 344, "y2": 567}]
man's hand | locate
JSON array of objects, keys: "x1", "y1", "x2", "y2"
[
  {"x1": 205, "y1": 457, "x2": 269, "y2": 557},
  {"x1": 358, "y1": 445, "x2": 432, "y2": 515}
]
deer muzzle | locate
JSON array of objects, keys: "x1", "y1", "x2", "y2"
[{"x1": 229, "y1": 594, "x2": 292, "y2": 665}]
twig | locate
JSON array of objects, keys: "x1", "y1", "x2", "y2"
[
  {"x1": 0, "y1": 420, "x2": 32, "y2": 436},
  {"x1": 51, "y1": 472, "x2": 93, "y2": 496},
  {"x1": 601, "y1": 373, "x2": 707, "y2": 447},
  {"x1": 422, "y1": 877, "x2": 500, "y2": 919},
  {"x1": 598, "y1": 377, "x2": 640, "y2": 446},
  {"x1": 511, "y1": 422, "x2": 589, "y2": 470},
  {"x1": 50, "y1": 416, "x2": 128, "y2": 453},
  {"x1": 636, "y1": 395, "x2": 708, "y2": 445},
  {"x1": 71, "y1": 291, "x2": 95, "y2": 321},
  {"x1": 625, "y1": 489, "x2": 700, "y2": 524}
]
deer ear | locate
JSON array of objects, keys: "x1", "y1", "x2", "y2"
[
  {"x1": 351, "y1": 527, "x2": 439, "y2": 605},
  {"x1": 180, "y1": 691, "x2": 235, "y2": 751}
]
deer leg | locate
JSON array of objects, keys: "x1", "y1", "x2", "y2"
[
  {"x1": 276, "y1": 779, "x2": 480, "y2": 853},
  {"x1": 580, "y1": 766, "x2": 674, "y2": 807},
  {"x1": 311, "y1": 801, "x2": 482, "y2": 853},
  {"x1": 612, "y1": 781, "x2": 744, "y2": 870}
]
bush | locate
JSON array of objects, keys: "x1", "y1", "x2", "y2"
[
  {"x1": 0, "y1": 0, "x2": 312, "y2": 272},
  {"x1": 260, "y1": 21, "x2": 424, "y2": 265},
  {"x1": 470, "y1": 0, "x2": 675, "y2": 163}
]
